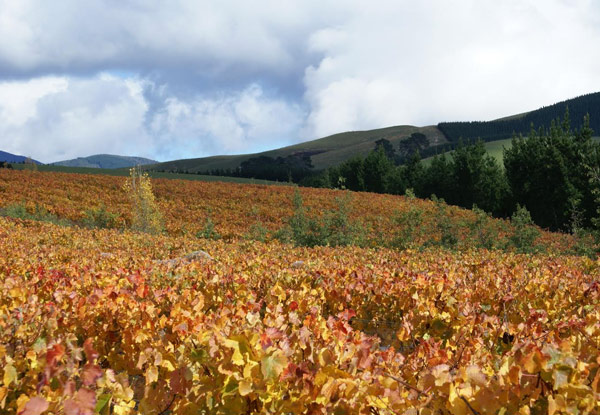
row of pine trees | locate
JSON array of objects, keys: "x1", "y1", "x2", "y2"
[{"x1": 306, "y1": 110, "x2": 599, "y2": 232}]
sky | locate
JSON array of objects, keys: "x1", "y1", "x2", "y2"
[{"x1": 0, "y1": 0, "x2": 599, "y2": 163}]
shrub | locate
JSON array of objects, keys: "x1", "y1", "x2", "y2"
[
  {"x1": 0, "y1": 202, "x2": 29, "y2": 219},
  {"x1": 244, "y1": 221, "x2": 269, "y2": 242},
  {"x1": 390, "y1": 204, "x2": 424, "y2": 250},
  {"x1": 123, "y1": 166, "x2": 163, "y2": 234},
  {"x1": 277, "y1": 190, "x2": 365, "y2": 247},
  {"x1": 434, "y1": 200, "x2": 459, "y2": 249},
  {"x1": 196, "y1": 216, "x2": 221, "y2": 240},
  {"x1": 83, "y1": 204, "x2": 119, "y2": 229},
  {"x1": 509, "y1": 204, "x2": 540, "y2": 253},
  {"x1": 0, "y1": 202, "x2": 71, "y2": 226},
  {"x1": 321, "y1": 194, "x2": 366, "y2": 247},
  {"x1": 468, "y1": 206, "x2": 498, "y2": 250}
]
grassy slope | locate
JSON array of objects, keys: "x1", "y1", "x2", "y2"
[
  {"x1": 151, "y1": 125, "x2": 448, "y2": 173},
  {"x1": 12, "y1": 164, "x2": 285, "y2": 186},
  {"x1": 424, "y1": 136, "x2": 600, "y2": 165}
]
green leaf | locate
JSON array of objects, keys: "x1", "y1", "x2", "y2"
[{"x1": 95, "y1": 394, "x2": 111, "y2": 415}]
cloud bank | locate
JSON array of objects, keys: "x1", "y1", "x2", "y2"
[{"x1": 0, "y1": 0, "x2": 598, "y2": 162}]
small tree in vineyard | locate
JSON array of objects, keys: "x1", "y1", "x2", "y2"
[{"x1": 123, "y1": 166, "x2": 163, "y2": 234}]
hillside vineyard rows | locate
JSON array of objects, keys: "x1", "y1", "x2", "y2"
[{"x1": 0, "y1": 169, "x2": 599, "y2": 414}]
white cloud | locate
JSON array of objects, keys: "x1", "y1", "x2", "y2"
[
  {"x1": 0, "y1": 74, "x2": 304, "y2": 163},
  {"x1": 0, "y1": 74, "x2": 151, "y2": 162},
  {"x1": 302, "y1": 0, "x2": 600, "y2": 138},
  {"x1": 149, "y1": 84, "x2": 305, "y2": 160},
  {"x1": 0, "y1": 0, "x2": 336, "y2": 77},
  {"x1": 0, "y1": 0, "x2": 599, "y2": 161}
]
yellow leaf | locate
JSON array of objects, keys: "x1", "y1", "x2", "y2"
[
  {"x1": 318, "y1": 348, "x2": 334, "y2": 366},
  {"x1": 522, "y1": 350, "x2": 541, "y2": 374},
  {"x1": 193, "y1": 294, "x2": 204, "y2": 313},
  {"x1": 271, "y1": 284, "x2": 286, "y2": 301},
  {"x1": 548, "y1": 395, "x2": 557, "y2": 415},
  {"x1": 466, "y1": 365, "x2": 486, "y2": 387},
  {"x1": 16, "y1": 394, "x2": 29, "y2": 414},
  {"x1": 432, "y1": 364, "x2": 450, "y2": 387},
  {"x1": 160, "y1": 359, "x2": 175, "y2": 371},
  {"x1": 246, "y1": 312, "x2": 260, "y2": 327},
  {"x1": 261, "y1": 350, "x2": 287, "y2": 380},
  {"x1": 0, "y1": 387, "x2": 7, "y2": 409},
  {"x1": 519, "y1": 406, "x2": 530, "y2": 415},
  {"x1": 113, "y1": 399, "x2": 136, "y2": 415},
  {"x1": 223, "y1": 339, "x2": 245, "y2": 366},
  {"x1": 447, "y1": 383, "x2": 468, "y2": 415},
  {"x1": 239, "y1": 378, "x2": 253, "y2": 396},
  {"x1": 146, "y1": 366, "x2": 158, "y2": 385},
  {"x1": 3, "y1": 364, "x2": 17, "y2": 386},
  {"x1": 243, "y1": 361, "x2": 259, "y2": 379}
]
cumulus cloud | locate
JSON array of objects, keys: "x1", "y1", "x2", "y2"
[
  {"x1": 0, "y1": 74, "x2": 151, "y2": 162},
  {"x1": 302, "y1": 0, "x2": 600, "y2": 137},
  {"x1": 0, "y1": 0, "x2": 599, "y2": 161},
  {"x1": 148, "y1": 83, "x2": 305, "y2": 160},
  {"x1": 0, "y1": 74, "x2": 304, "y2": 163}
]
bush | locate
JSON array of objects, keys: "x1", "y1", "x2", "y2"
[
  {"x1": 468, "y1": 206, "x2": 498, "y2": 250},
  {"x1": 433, "y1": 199, "x2": 459, "y2": 249},
  {"x1": 83, "y1": 204, "x2": 119, "y2": 229},
  {"x1": 0, "y1": 202, "x2": 71, "y2": 226},
  {"x1": 244, "y1": 221, "x2": 269, "y2": 242},
  {"x1": 277, "y1": 190, "x2": 365, "y2": 247},
  {"x1": 390, "y1": 196, "x2": 424, "y2": 250},
  {"x1": 509, "y1": 204, "x2": 540, "y2": 253},
  {"x1": 123, "y1": 167, "x2": 163, "y2": 234},
  {"x1": 196, "y1": 216, "x2": 221, "y2": 240},
  {"x1": 0, "y1": 202, "x2": 29, "y2": 219}
]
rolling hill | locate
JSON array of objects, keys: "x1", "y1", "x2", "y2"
[
  {"x1": 149, "y1": 92, "x2": 600, "y2": 176},
  {"x1": 52, "y1": 154, "x2": 157, "y2": 169},
  {"x1": 151, "y1": 125, "x2": 447, "y2": 173}
]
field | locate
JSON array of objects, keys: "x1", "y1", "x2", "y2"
[
  {"x1": 11, "y1": 164, "x2": 283, "y2": 186},
  {"x1": 1, "y1": 169, "x2": 600, "y2": 414}
]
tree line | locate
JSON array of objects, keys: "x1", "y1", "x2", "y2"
[
  {"x1": 303, "y1": 109, "x2": 600, "y2": 233},
  {"x1": 437, "y1": 92, "x2": 600, "y2": 144}
]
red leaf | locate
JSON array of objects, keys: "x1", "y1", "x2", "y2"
[
  {"x1": 83, "y1": 338, "x2": 98, "y2": 363},
  {"x1": 19, "y1": 397, "x2": 49, "y2": 415},
  {"x1": 82, "y1": 363, "x2": 102, "y2": 386},
  {"x1": 64, "y1": 388, "x2": 96, "y2": 415},
  {"x1": 289, "y1": 301, "x2": 298, "y2": 311},
  {"x1": 46, "y1": 344, "x2": 65, "y2": 367},
  {"x1": 169, "y1": 367, "x2": 192, "y2": 395}
]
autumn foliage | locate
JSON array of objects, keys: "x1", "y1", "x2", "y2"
[
  {"x1": 123, "y1": 167, "x2": 163, "y2": 235},
  {"x1": 0, "y1": 169, "x2": 599, "y2": 414}
]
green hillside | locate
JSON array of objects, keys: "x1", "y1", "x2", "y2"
[
  {"x1": 151, "y1": 92, "x2": 600, "y2": 179},
  {"x1": 150, "y1": 125, "x2": 447, "y2": 173},
  {"x1": 424, "y1": 136, "x2": 600, "y2": 166},
  {"x1": 52, "y1": 154, "x2": 157, "y2": 169},
  {"x1": 437, "y1": 92, "x2": 600, "y2": 144}
]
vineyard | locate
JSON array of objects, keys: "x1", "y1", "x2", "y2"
[{"x1": 1, "y1": 169, "x2": 600, "y2": 414}]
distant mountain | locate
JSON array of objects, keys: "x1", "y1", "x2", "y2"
[
  {"x1": 52, "y1": 154, "x2": 157, "y2": 169},
  {"x1": 0, "y1": 151, "x2": 41, "y2": 164}
]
